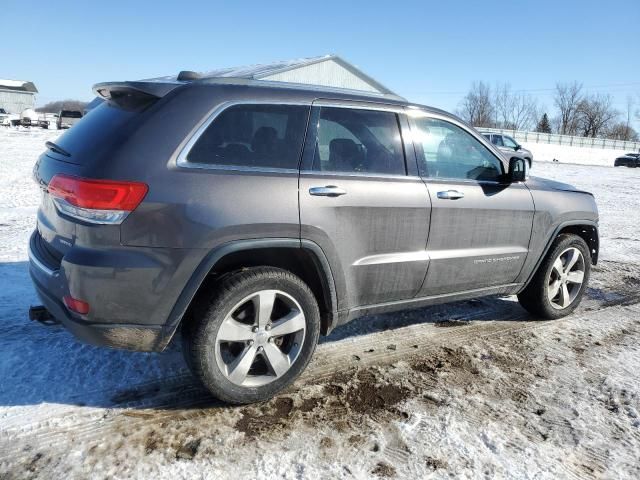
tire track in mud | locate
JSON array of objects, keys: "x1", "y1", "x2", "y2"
[
  {"x1": 2, "y1": 303, "x2": 639, "y2": 470},
  {"x1": 1, "y1": 261, "x2": 639, "y2": 470}
]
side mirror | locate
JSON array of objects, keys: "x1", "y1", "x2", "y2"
[
  {"x1": 507, "y1": 157, "x2": 527, "y2": 182},
  {"x1": 514, "y1": 144, "x2": 521, "y2": 151}
]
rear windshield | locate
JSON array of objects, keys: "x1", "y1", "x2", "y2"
[
  {"x1": 50, "y1": 102, "x2": 144, "y2": 164},
  {"x1": 60, "y1": 110, "x2": 82, "y2": 118}
]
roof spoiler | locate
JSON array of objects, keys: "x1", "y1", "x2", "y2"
[
  {"x1": 93, "y1": 81, "x2": 180, "y2": 99},
  {"x1": 92, "y1": 81, "x2": 182, "y2": 109}
]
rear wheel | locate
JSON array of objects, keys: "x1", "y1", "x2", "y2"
[
  {"x1": 518, "y1": 234, "x2": 591, "y2": 319},
  {"x1": 183, "y1": 267, "x2": 320, "y2": 404}
]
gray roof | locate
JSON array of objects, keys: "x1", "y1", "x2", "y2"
[
  {"x1": 151, "y1": 55, "x2": 396, "y2": 95},
  {"x1": 0, "y1": 79, "x2": 38, "y2": 93}
]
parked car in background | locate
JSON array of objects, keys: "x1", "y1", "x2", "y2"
[
  {"x1": 56, "y1": 110, "x2": 83, "y2": 129},
  {"x1": 614, "y1": 152, "x2": 639, "y2": 168},
  {"x1": 479, "y1": 131, "x2": 533, "y2": 167},
  {"x1": 21, "y1": 108, "x2": 39, "y2": 127},
  {"x1": 0, "y1": 108, "x2": 11, "y2": 126},
  {"x1": 38, "y1": 113, "x2": 59, "y2": 129},
  {"x1": 0, "y1": 110, "x2": 20, "y2": 126},
  {"x1": 29, "y1": 77, "x2": 598, "y2": 404}
]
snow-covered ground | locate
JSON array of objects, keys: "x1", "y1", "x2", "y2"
[
  {"x1": 521, "y1": 142, "x2": 631, "y2": 167},
  {"x1": 1, "y1": 127, "x2": 639, "y2": 479}
]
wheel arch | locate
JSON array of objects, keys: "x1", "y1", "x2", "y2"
[
  {"x1": 520, "y1": 220, "x2": 599, "y2": 292},
  {"x1": 158, "y1": 238, "x2": 339, "y2": 350}
]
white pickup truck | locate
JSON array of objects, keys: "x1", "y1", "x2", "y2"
[
  {"x1": 56, "y1": 109, "x2": 83, "y2": 129},
  {"x1": 0, "y1": 108, "x2": 20, "y2": 127}
]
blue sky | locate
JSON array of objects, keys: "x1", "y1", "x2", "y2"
[{"x1": 3, "y1": 0, "x2": 639, "y2": 120}]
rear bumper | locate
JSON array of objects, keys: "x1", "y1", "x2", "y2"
[
  {"x1": 30, "y1": 271, "x2": 166, "y2": 351},
  {"x1": 28, "y1": 230, "x2": 203, "y2": 351}
]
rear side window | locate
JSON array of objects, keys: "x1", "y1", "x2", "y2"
[
  {"x1": 187, "y1": 104, "x2": 309, "y2": 169},
  {"x1": 312, "y1": 107, "x2": 406, "y2": 175}
]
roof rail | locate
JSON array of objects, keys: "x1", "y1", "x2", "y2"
[{"x1": 191, "y1": 77, "x2": 407, "y2": 102}]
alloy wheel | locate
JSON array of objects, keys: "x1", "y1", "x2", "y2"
[
  {"x1": 547, "y1": 247, "x2": 585, "y2": 310},
  {"x1": 214, "y1": 290, "x2": 306, "y2": 387}
]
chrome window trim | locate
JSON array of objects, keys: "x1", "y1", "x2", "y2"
[
  {"x1": 175, "y1": 99, "x2": 410, "y2": 173},
  {"x1": 312, "y1": 99, "x2": 406, "y2": 113},
  {"x1": 175, "y1": 100, "x2": 312, "y2": 172},
  {"x1": 300, "y1": 170, "x2": 422, "y2": 181}
]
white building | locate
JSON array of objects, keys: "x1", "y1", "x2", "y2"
[
  {"x1": 0, "y1": 79, "x2": 38, "y2": 114},
  {"x1": 160, "y1": 55, "x2": 399, "y2": 97}
]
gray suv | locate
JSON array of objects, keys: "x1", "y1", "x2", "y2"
[
  {"x1": 28, "y1": 76, "x2": 598, "y2": 403},
  {"x1": 480, "y1": 131, "x2": 533, "y2": 167}
]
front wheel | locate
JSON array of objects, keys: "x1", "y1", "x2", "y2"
[
  {"x1": 183, "y1": 267, "x2": 320, "y2": 404},
  {"x1": 518, "y1": 234, "x2": 591, "y2": 319}
]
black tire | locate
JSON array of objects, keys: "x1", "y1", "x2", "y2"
[
  {"x1": 183, "y1": 267, "x2": 320, "y2": 404},
  {"x1": 518, "y1": 234, "x2": 591, "y2": 319}
]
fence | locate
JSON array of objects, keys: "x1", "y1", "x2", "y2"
[{"x1": 481, "y1": 128, "x2": 640, "y2": 152}]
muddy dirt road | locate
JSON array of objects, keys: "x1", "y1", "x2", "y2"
[{"x1": 1, "y1": 260, "x2": 639, "y2": 479}]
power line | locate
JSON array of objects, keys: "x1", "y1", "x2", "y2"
[{"x1": 404, "y1": 82, "x2": 640, "y2": 96}]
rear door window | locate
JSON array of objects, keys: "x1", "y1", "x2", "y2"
[
  {"x1": 312, "y1": 107, "x2": 406, "y2": 175},
  {"x1": 187, "y1": 104, "x2": 310, "y2": 170}
]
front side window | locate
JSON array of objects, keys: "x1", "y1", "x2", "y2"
[
  {"x1": 413, "y1": 117, "x2": 503, "y2": 181},
  {"x1": 187, "y1": 104, "x2": 309, "y2": 169},
  {"x1": 502, "y1": 136, "x2": 518, "y2": 149},
  {"x1": 313, "y1": 107, "x2": 406, "y2": 175}
]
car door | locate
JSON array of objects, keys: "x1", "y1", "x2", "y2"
[
  {"x1": 408, "y1": 112, "x2": 535, "y2": 296},
  {"x1": 299, "y1": 101, "x2": 431, "y2": 310}
]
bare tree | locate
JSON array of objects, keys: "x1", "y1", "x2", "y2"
[
  {"x1": 458, "y1": 82, "x2": 495, "y2": 127},
  {"x1": 607, "y1": 122, "x2": 639, "y2": 142},
  {"x1": 494, "y1": 83, "x2": 538, "y2": 130},
  {"x1": 36, "y1": 100, "x2": 87, "y2": 113},
  {"x1": 576, "y1": 94, "x2": 618, "y2": 138},
  {"x1": 554, "y1": 82, "x2": 583, "y2": 135},
  {"x1": 625, "y1": 95, "x2": 635, "y2": 134}
]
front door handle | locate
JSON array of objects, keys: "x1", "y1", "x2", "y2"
[
  {"x1": 309, "y1": 186, "x2": 347, "y2": 197},
  {"x1": 437, "y1": 190, "x2": 465, "y2": 200}
]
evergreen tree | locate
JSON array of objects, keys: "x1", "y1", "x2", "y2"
[{"x1": 536, "y1": 113, "x2": 552, "y2": 133}]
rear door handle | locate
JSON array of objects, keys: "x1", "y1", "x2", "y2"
[
  {"x1": 309, "y1": 186, "x2": 347, "y2": 197},
  {"x1": 437, "y1": 190, "x2": 465, "y2": 200}
]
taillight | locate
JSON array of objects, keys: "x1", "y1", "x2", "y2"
[{"x1": 48, "y1": 174, "x2": 148, "y2": 225}]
